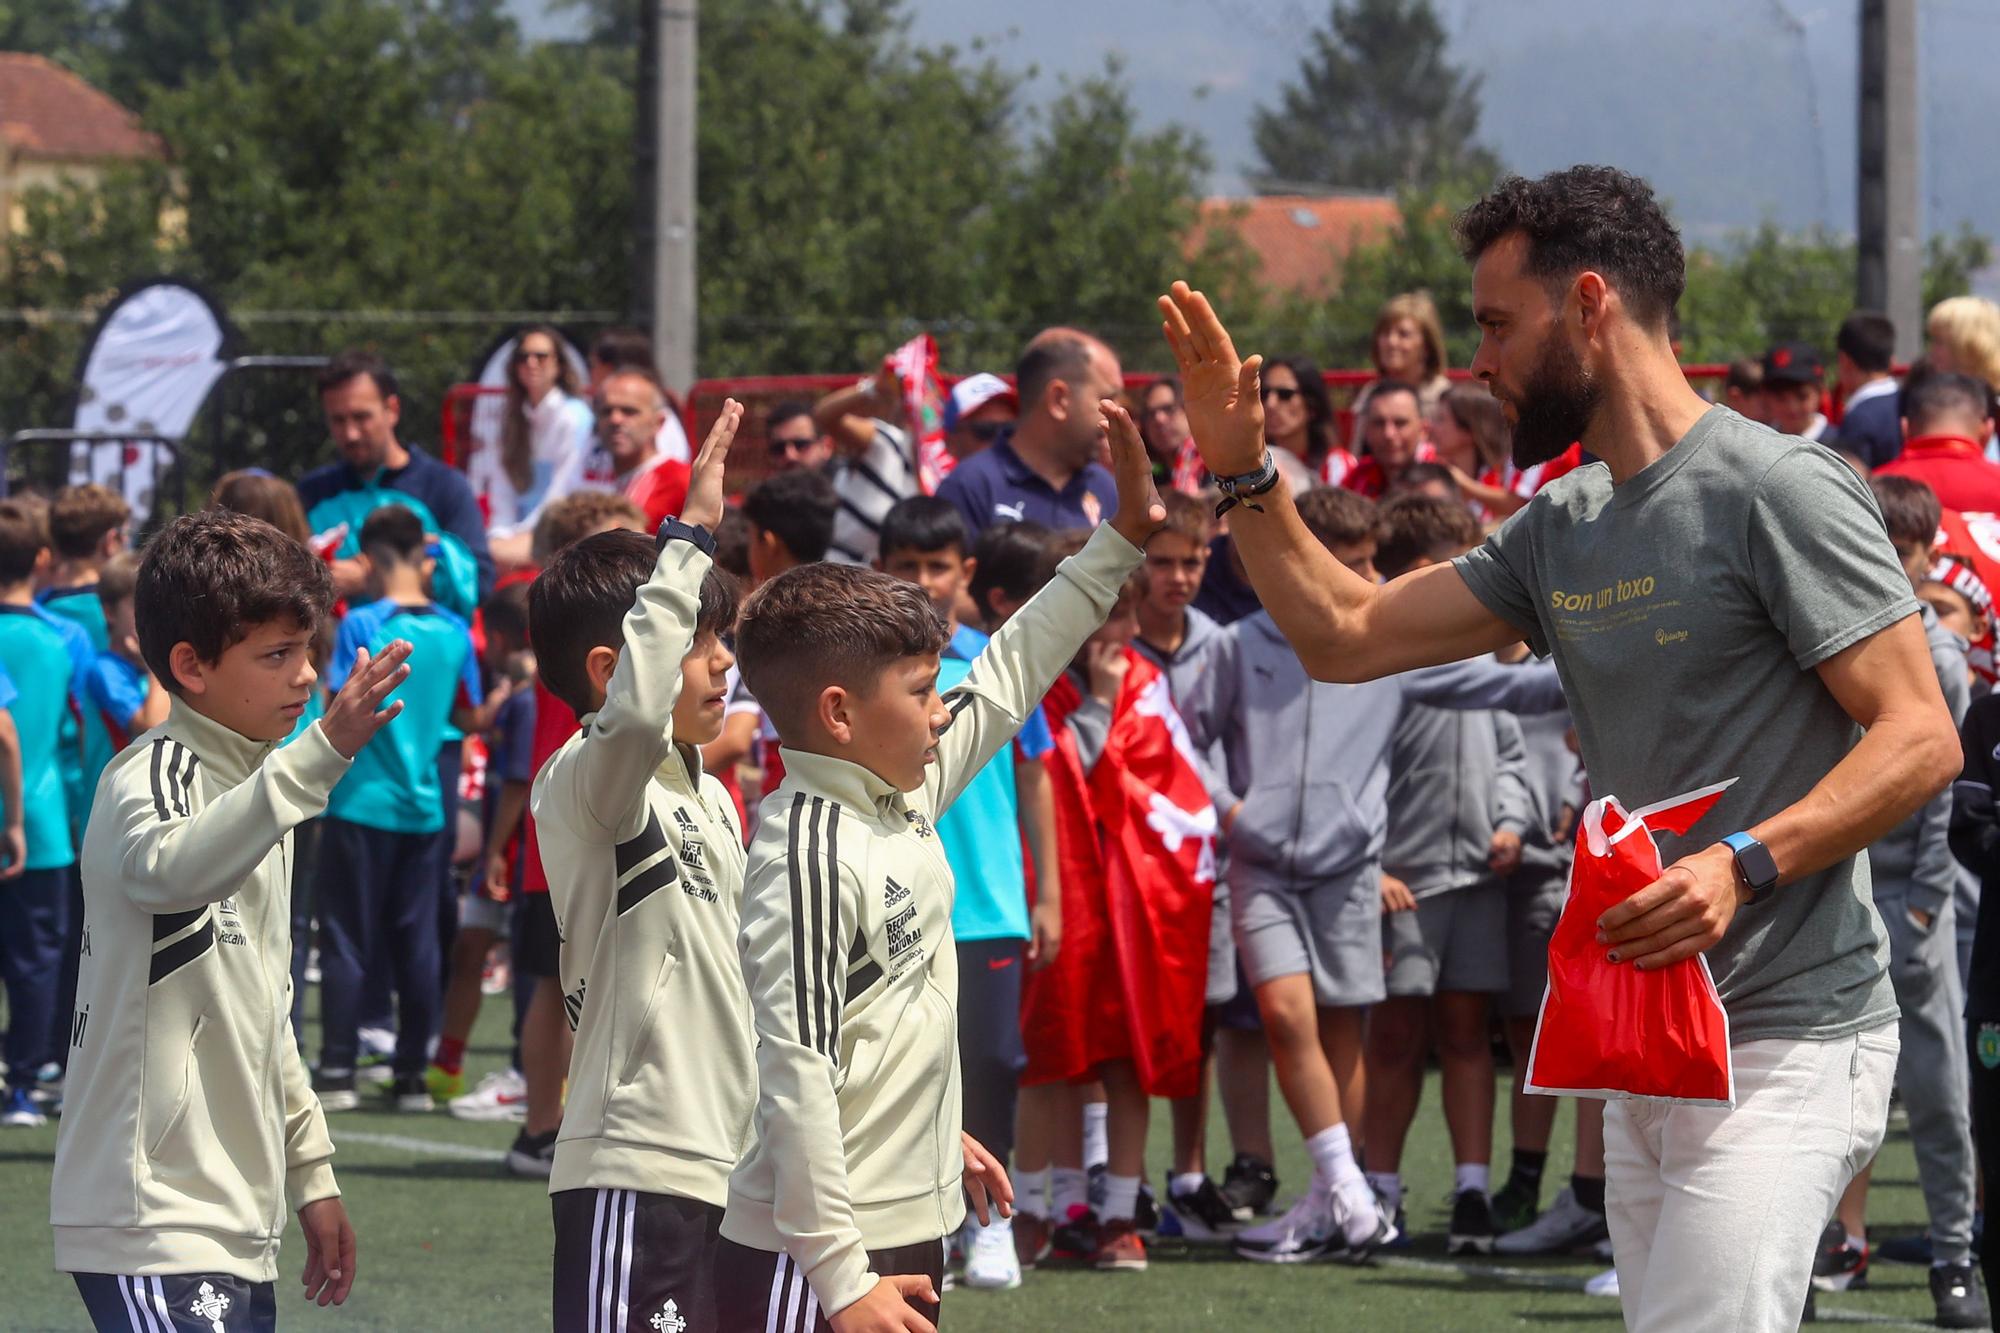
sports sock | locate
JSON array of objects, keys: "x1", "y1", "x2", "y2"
[
  {"x1": 434, "y1": 1036, "x2": 466, "y2": 1076},
  {"x1": 1572, "y1": 1173, "x2": 1606, "y2": 1214},
  {"x1": 1052, "y1": 1167, "x2": 1090, "y2": 1219},
  {"x1": 1507, "y1": 1147, "x2": 1548, "y2": 1191},
  {"x1": 1305, "y1": 1123, "x2": 1365, "y2": 1196},
  {"x1": 1170, "y1": 1171, "x2": 1207, "y2": 1199},
  {"x1": 1015, "y1": 1167, "x2": 1050, "y2": 1218},
  {"x1": 1102, "y1": 1174, "x2": 1141, "y2": 1223},
  {"x1": 1455, "y1": 1163, "x2": 1490, "y2": 1197},
  {"x1": 1846, "y1": 1231, "x2": 1867, "y2": 1251},
  {"x1": 1366, "y1": 1171, "x2": 1403, "y2": 1213},
  {"x1": 1082, "y1": 1101, "x2": 1109, "y2": 1171}
]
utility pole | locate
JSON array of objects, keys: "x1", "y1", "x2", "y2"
[
  {"x1": 1857, "y1": 0, "x2": 1920, "y2": 361},
  {"x1": 633, "y1": 0, "x2": 698, "y2": 390}
]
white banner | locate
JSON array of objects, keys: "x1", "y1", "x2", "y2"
[{"x1": 69, "y1": 283, "x2": 229, "y2": 520}]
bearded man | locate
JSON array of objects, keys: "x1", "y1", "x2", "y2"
[{"x1": 1157, "y1": 165, "x2": 1960, "y2": 1331}]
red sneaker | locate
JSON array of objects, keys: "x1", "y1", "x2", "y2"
[{"x1": 1094, "y1": 1218, "x2": 1148, "y2": 1272}]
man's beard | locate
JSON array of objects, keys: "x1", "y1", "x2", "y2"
[{"x1": 1509, "y1": 333, "x2": 1601, "y2": 469}]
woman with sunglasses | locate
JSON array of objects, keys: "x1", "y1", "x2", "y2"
[
  {"x1": 472, "y1": 324, "x2": 594, "y2": 547},
  {"x1": 1261, "y1": 356, "x2": 1350, "y2": 489},
  {"x1": 1139, "y1": 377, "x2": 1209, "y2": 495}
]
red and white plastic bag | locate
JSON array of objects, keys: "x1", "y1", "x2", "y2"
[{"x1": 1525, "y1": 780, "x2": 1738, "y2": 1107}]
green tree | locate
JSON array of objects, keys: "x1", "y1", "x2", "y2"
[{"x1": 1252, "y1": 0, "x2": 1500, "y2": 194}]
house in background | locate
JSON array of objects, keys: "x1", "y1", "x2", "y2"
[
  {"x1": 0, "y1": 52, "x2": 166, "y2": 251},
  {"x1": 1191, "y1": 193, "x2": 1398, "y2": 300}
]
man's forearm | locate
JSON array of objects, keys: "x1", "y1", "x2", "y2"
[
  {"x1": 1222, "y1": 479, "x2": 1371, "y2": 670},
  {"x1": 1751, "y1": 710, "x2": 1960, "y2": 889}
]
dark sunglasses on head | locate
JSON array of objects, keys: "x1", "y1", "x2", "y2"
[{"x1": 1261, "y1": 386, "x2": 1300, "y2": 403}]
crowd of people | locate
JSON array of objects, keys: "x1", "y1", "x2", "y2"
[{"x1": 13, "y1": 166, "x2": 2000, "y2": 1329}]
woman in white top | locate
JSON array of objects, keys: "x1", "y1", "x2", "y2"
[
  {"x1": 1354, "y1": 291, "x2": 1453, "y2": 419},
  {"x1": 472, "y1": 324, "x2": 595, "y2": 546}
]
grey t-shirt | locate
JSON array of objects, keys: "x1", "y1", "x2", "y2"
[{"x1": 1454, "y1": 406, "x2": 1912, "y2": 1042}]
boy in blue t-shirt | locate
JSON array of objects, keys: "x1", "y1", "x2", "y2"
[
  {"x1": 876, "y1": 496, "x2": 1059, "y2": 1290},
  {"x1": 84, "y1": 553, "x2": 167, "y2": 757},
  {"x1": 314, "y1": 506, "x2": 482, "y2": 1113},
  {"x1": 0, "y1": 500, "x2": 93, "y2": 1125}
]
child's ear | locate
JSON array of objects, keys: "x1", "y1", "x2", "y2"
[
  {"x1": 583, "y1": 644, "x2": 620, "y2": 699},
  {"x1": 169, "y1": 641, "x2": 208, "y2": 696},
  {"x1": 817, "y1": 684, "x2": 853, "y2": 744},
  {"x1": 960, "y1": 555, "x2": 977, "y2": 585}
]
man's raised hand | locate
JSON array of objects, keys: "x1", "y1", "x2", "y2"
[
  {"x1": 1158, "y1": 281, "x2": 1267, "y2": 476},
  {"x1": 1100, "y1": 400, "x2": 1166, "y2": 550},
  {"x1": 680, "y1": 397, "x2": 744, "y2": 531},
  {"x1": 319, "y1": 640, "x2": 413, "y2": 760}
]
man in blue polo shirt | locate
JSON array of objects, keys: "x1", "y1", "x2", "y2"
[
  {"x1": 312, "y1": 506, "x2": 482, "y2": 1115},
  {"x1": 299, "y1": 350, "x2": 495, "y2": 609},
  {"x1": 937, "y1": 328, "x2": 1122, "y2": 540}
]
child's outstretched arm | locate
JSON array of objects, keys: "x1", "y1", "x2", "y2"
[
  {"x1": 925, "y1": 402, "x2": 1164, "y2": 814},
  {"x1": 560, "y1": 400, "x2": 741, "y2": 836},
  {"x1": 111, "y1": 641, "x2": 411, "y2": 914}
]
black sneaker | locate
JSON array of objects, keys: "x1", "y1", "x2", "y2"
[
  {"x1": 1220, "y1": 1153, "x2": 1277, "y2": 1219},
  {"x1": 505, "y1": 1127, "x2": 557, "y2": 1178},
  {"x1": 387, "y1": 1073, "x2": 434, "y2": 1113},
  {"x1": 1134, "y1": 1181, "x2": 1159, "y2": 1234},
  {"x1": 1489, "y1": 1176, "x2": 1540, "y2": 1235},
  {"x1": 1811, "y1": 1219, "x2": 1869, "y2": 1292},
  {"x1": 1164, "y1": 1177, "x2": 1240, "y2": 1241},
  {"x1": 1931, "y1": 1261, "x2": 1989, "y2": 1330},
  {"x1": 1448, "y1": 1189, "x2": 1495, "y2": 1256},
  {"x1": 312, "y1": 1069, "x2": 358, "y2": 1113},
  {"x1": 1051, "y1": 1207, "x2": 1101, "y2": 1263}
]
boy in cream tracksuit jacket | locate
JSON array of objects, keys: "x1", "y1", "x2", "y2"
[
  {"x1": 527, "y1": 401, "x2": 752, "y2": 1333},
  {"x1": 715, "y1": 403, "x2": 1162, "y2": 1332},
  {"x1": 51, "y1": 510, "x2": 410, "y2": 1331}
]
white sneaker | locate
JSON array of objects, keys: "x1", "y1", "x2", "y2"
[
  {"x1": 963, "y1": 1216, "x2": 1023, "y2": 1290},
  {"x1": 1333, "y1": 1183, "x2": 1398, "y2": 1259},
  {"x1": 1494, "y1": 1188, "x2": 1611, "y2": 1255},
  {"x1": 449, "y1": 1066, "x2": 528, "y2": 1122},
  {"x1": 1584, "y1": 1267, "x2": 1620, "y2": 1298},
  {"x1": 1234, "y1": 1191, "x2": 1341, "y2": 1264}
]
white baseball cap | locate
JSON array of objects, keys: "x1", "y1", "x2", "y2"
[{"x1": 944, "y1": 372, "x2": 1018, "y2": 431}]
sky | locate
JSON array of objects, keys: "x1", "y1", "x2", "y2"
[{"x1": 512, "y1": 0, "x2": 2000, "y2": 244}]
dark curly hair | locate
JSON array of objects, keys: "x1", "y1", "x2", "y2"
[{"x1": 1455, "y1": 165, "x2": 1684, "y2": 330}]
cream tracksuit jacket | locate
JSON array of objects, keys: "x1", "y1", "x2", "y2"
[
  {"x1": 52, "y1": 703, "x2": 350, "y2": 1281},
  {"x1": 721, "y1": 524, "x2": 1142, "y2": 1316},
  {"x1": 532, "y1": 533, "x2": 753, "y2": 1205}
]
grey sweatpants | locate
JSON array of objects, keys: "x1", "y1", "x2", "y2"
[{"x1": 1878, "y1": 888, "x2": 1977, "y2": 1265}]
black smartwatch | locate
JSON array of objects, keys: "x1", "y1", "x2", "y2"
[
  {"x1": 656, "y1": 518, "x2": 717, "y2": 557},
  {"x1": 1722, "y1": 832, "x2": 1779, "y2": 904}
]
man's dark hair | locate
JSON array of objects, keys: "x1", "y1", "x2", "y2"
[
  {"x1": 359, "y1": 504, "x2": 427, "y2": 564},
  {"x1": 742, "y1": 468, "x2": 838, "y2": 564},
  {"x1": 530, "y1": 530, "x2": 740, "y2": 717},
  {"x1": 1294, "y1": 487, "x2": 1383, "y2": 554},
  {"x1": 316, "y1": 348, "x2": 400, "y2": 402},
  {"x1": 735, "y1": 562, "x2": 948, "y2": 739},
  {"x1": 878, "y1": 497, "x2": 968, "y2": 561},
  {"x1": 1376, "y1": 494, "x2": 1483, "y2": 578},
  {"x1": 766, "y1": 401, "x2": 814, "y2": 435},
  {"x1": 49, "y1": 483, "x2": 130, "y2": 560},
  {"x1": 1365, "y1": 379, "x2": 1422, "y2": 415},
  {"x1": 968, "y1": 521, "x2": 1058, "y2": 624},
  {"x1": 136, "y1": 511, "x2": 333, "y2": 696},
  {"x1": 589, "y1": 327, "x2": 658, "y2": 375},
  {"x1": 1724, "y1": 358, "x2": 1764, "y2": 394},
  {"x1": 1455, "y1": 165, "x2": 1685, "y2": 330},
  {"x1": 0, "y1": 498, "x2": 49, "y2": 585},
  {"x1": 1901, "y1": 369, "x2": 1993, "y2": 436},
  {"x1": 1384, "y1": 460, "x2": 1458, "y2": 497},
  {"x1": 1837, "y1": 312, "x2": 1897, "y2": 375},
  {"x1": 1869, "y1": 475, "x2": 1942, "y2": 551},
  {"x1": 481, "y1": 580, "x2": 532, "y2": 647},
  {"x1": 1016, "y1": 334, "x2": 1093, "y2": 413}
]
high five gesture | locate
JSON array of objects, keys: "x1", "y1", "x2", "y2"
[{"x1": 1158, "y1": 281, "x2": 1268, "y2": 477}]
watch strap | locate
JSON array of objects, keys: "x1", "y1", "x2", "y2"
[
  {"x1": 1721, "y1": 831, "x2": 1779, "y2": 897},
  {"x1": 656, "y1": 517, "x2": 717, "y2": 557}
]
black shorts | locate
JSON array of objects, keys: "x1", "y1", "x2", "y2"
[
  {"x1": 552, "y1": 1187, "x2": 723, "y2": 1333},
  {"x1": 516, "y1": 891, "x2": 562, "y2": 980},
  {"x1": 713, "y1": 1235, "x2": 946, "y2": 1332},
  {"x1": 73, "y1": 1272, "x2": 275, "y2": 1331}
]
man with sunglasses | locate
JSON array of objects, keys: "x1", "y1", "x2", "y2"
[{"x1": 765, "y1": 402, "x2": 833, "y2": 474}]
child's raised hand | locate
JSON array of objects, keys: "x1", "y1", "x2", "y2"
[
  {"x1": 680, "y1": 397, "x2": 744, "y2": 532},
  {"x1": 319, "y1": 640, "x2": 413, "y2": 760},
  {"x1": 1100, "y1": 399, "x2": 1166, "y2": 550}
]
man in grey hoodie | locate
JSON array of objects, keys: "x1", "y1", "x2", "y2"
[
  {"x1": 1362, "y1": 494, "x2": 1542, "y2": 1258},
  {"x1": 1183, "y1": 487, "x2": 1567, "y2": 1266}
]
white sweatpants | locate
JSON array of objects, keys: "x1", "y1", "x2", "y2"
[{"x1": 1603, "y1": 1027, "x2": 1899, "y2": 1331}]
